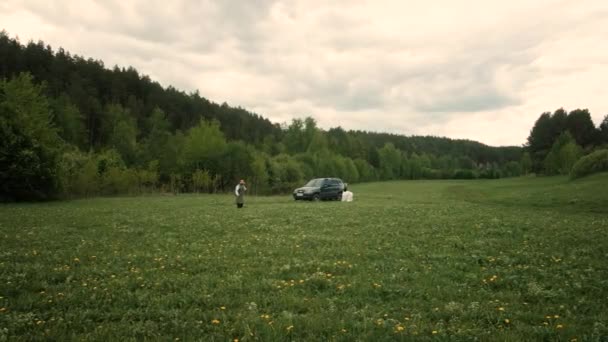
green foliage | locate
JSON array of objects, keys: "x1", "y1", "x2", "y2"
[
  {"x1": 100, "y1": 166, "x2": 137, "y2": 195},
  {"x1": 377, "y1": 143, "x2": 401, "y2": 180},
  {"x1": 502, "y1": 161, "x2": 523, "y2": 177},
  {"x1": 169, "y1": 173, "x2": 183, "y2": 194},
  {"x1": 354, "y1": 158, "x2": 376, "y2": 182},
  {"x1": 50, "y1": 94, "x2": 86, "y2": 148},
  {"x1": 478, "y1": 164, "x2": 501, "y2": 179},
  {"x1": 0, "y1": 73, "x2": 63, "y2": 200},
  {"x1": 599, "y1": 115, "x2": 608, "y2": 145},
  {"x1": 137, "y1": 161, "x2": 159, "y2": 192},
  {"x1": 520, "y1": 152, "x2": 532, "y2": 174},
  {"x1": 452, "y1": 169, "x2": 476, "y2": 179},
  {"x1": 570, "y1": 149, "x2": 608, "y2": 179},
  {"x1": 141, "y1": 108, "x2": 173, "y2": 176},
  {"x1": 192, "y1": 169, "x2": 212, "y2": 193},
  {"x1": 56, "y1": 148, "x2": 92, "y2": 197},
  {"x1": 56, "y1": 149, "x2": 160, "y2": 197},
  {"x1": 282, "y1": 118, "x2": 306, "y2": 154},
  {"x1": 543, "y1": 132, "x2": 582, "y2": 175},
  {"x1": 182, "y1": 120, "x2": 227, "y2": 175},
  {"x1": 267, "y1": 154, "x2": 303, "y2": 194},
  {"x1": 250, "y1": 153, "x2": 269, "y2": 195},
  {"x1": 75, "y1": 158, "x2": 100, "y2": 197},
  {"x1": 103, "y1": 104, "x2": 139, "y2": 166},
  {"x1": 527, "y1": 108, "x2": 603, "y2": 173},
  {"x1": 341, "y1": 156, "x2": 359, "y2": 183},
  {"x1": 222, "y1": 141, "x2": 254, "y2": 187},
  {"x1": 565, "y1": 109, "x2": 596, "y2": 147}
]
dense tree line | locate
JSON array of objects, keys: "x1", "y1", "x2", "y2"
[
  {"x1": 1, "y1": 32, "x2": 528, "y2": 201},
  {"x1": 526, "y1": 108, "x2": 608, "y2": 176}
]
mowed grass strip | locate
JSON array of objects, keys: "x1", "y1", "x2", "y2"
[{"x1": 1, "y1": 175, "x2": 607, "y2": 340}]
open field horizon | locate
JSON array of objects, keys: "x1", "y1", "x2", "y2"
[{"x1": 1, "y1": 174, "x2": 607, "y2": 340}]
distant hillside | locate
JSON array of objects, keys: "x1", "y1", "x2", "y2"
[{"x1": 0, "y1": 30, "x2": 526, "y2": 200}]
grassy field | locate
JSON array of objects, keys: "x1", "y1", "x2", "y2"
[{"x1": 1, "y1": 174, "x2": 607, "y2": 341}]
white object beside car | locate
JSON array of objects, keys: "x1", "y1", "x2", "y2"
[{"x1": 341, "y1": 190, "x2": 353, "y2": 202}]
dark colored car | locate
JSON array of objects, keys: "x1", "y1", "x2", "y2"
[{"x1": 293, "y1": 178, "x2": 345, "y2": 201}]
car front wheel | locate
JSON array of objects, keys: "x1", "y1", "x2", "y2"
[{"x1": 312, "y1": 193, "x2": 320, "y2": 201}]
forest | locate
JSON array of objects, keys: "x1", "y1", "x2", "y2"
[{"x1": 1, "y1": 31, "x2": 607, "y2": 201}]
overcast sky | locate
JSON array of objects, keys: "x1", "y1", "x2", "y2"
[{"x1": 2, "y1": 0, "x2": 607, "y2": 146}]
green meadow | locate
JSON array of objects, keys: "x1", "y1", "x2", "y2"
[{"x1": 1, "y1": 175, "x2": 607, "y2": 341}]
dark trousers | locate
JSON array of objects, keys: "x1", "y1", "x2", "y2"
[{"x1": 237, "y1": 203, "x2": 244, "y2": 208}]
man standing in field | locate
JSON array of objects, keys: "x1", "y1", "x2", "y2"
[{"x1": 235, "y1": 179, "x2": 247, "y2": 208}]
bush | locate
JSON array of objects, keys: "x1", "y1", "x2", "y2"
[
  {"x1": 570, "y1": 149, "x2": 608, "y2": 179},
  {"x1": 57, "y1": 149, "x2": 92, "y2": 197},
  {"x1": 0, "y1": 73, "x2": 63, "y2": 201},
  {"x1": 452, "y1": 169, "x2": 476, "y2": 179}
]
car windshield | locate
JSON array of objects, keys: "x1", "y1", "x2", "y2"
[{"x1": 304, "y1": 179, "x2": 324, "y2": 187}]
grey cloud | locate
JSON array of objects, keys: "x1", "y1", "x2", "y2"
[
  {"x1": 414, "y1": 90, "x2": 519, "y2": 113},
  {"x1": 1, "y1": 0, "x2": 607, "y2": 145}
]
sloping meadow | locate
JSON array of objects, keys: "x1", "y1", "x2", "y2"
[{"x1": 1, "y1": 176, "x2": 607, "y2": 340}]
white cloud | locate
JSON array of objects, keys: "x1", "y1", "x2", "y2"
[{"x1": 1, "y1": 0, "x2": 607, "y2": 146}]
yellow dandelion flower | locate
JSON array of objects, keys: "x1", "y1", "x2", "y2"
[
  {"x1": 286, "y1": 325, "x2": 294, "y2": 331},
  {"x1": 341, "y1": 328, "x2": 347, "y2": 333},
  {"x1": 73, "y1": 258, "x2": 80, "y2": 262},
  {"x1": 396, "y1": 325, "x2": 405, "y2": 332},
  {"x1": 36, "y1": 320, "x2": 44, "y2": 325},
  {"x1": 556, "y1": 324, "x2": 563, "y2": 329},
  {"x1": 498, "y1": 307, "x2": 505, "y2": 311},
  {"x1": 211, "y1": 319, "x2": 220, "y2": 325},
  {"x1": 504, "y1": 319, "x2": 510, "y2": 324},
  {"x1": 0, "y1": 307, "x2": 6, "y2": 312},
  {"x1": 432, "y1": 330, "x2": 438, "y2": 334},
  {"x1": 220, "y1": 306, "x2": 226, "y2": 310},
  {"x1": 554, "y1": 315, "x2": 559, "y2": 318}
]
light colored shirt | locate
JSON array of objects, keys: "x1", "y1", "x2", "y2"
[
  {"x1": 341, "y1": 191, "x2": 353, "y2": 202},
  {"x1": 235, "y1": 184, "x2": 247, "y2": 196}
]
